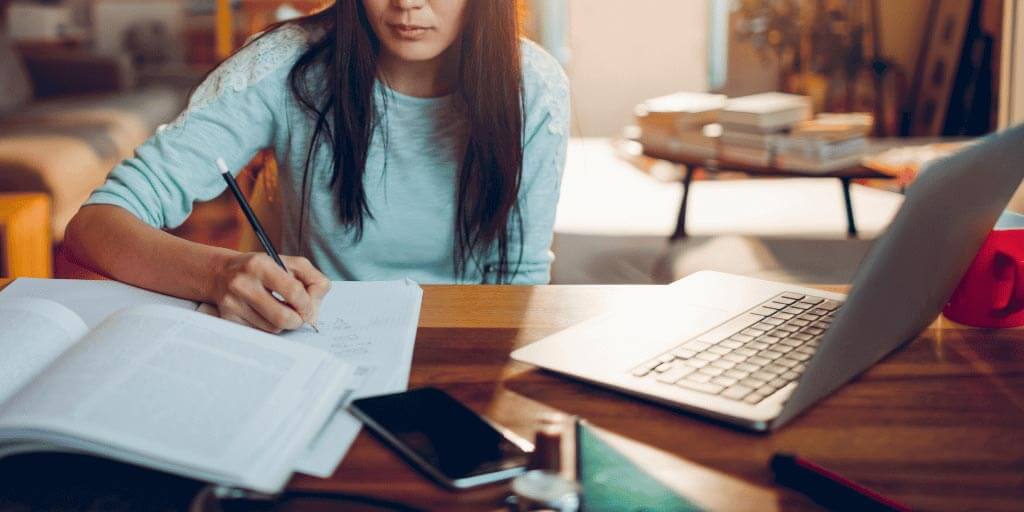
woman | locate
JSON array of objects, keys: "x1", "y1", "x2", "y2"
[{"x1": 65, "y1": 0, "x2": 570, "y2": 333}]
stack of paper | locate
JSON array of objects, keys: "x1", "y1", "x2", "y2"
[
  {"x1": 775, "y1": 113, "x2": 873, "y2": 173},
  {"x1": 719, "y1": 92, "x2": 813, "y2": 131},
  {"x1": 281, "y1": 279, "x2": 422, "y2": 476},
  {"x1": 635, "y1": 92, "x2": 727, "y2": 159},
  {"x1": 719, "y1": 92, "x2": 813, "y2": 167}
]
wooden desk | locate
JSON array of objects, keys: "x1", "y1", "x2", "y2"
[{"x1": 0, "y1": 280, "x2": 1022, "y2": 511}]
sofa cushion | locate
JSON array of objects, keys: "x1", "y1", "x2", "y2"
[
  {"x1": 0, "y1": 85, "x2": 188, "y2": 240},
  {"x1": 8, "y1": 85, "x2": 187, "y2": 137},
  {"x1": 0, "y1": 134, "x2": 114, "y2": 241},
  {"x1": 0, "y1": 31, "x2": 33, "y2": 116},
  {"x1": 3, "y1": 101, "x2": 152, "y2": 162}
]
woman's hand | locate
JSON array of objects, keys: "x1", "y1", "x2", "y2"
[{"x1": 212, "y1": 253, "x2": 331, "y2": 333}]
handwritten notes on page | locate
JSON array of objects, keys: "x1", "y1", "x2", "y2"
[{"x1": 280, "y1": 279, "x2": 423, "y2": 477}]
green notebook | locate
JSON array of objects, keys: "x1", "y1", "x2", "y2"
[{"x1": 576, "y1": 421, "x2": 703, "y2": 512}]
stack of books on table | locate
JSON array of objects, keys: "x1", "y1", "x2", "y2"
[
  {"x1": 635, "y1": 92, "x2": 727, "y2": 159},
  {"x1": 775, "y1": 113, "x2": 873, "y2": 173},
  {"x1": 718, "y1": 92, "x2": 813, "y2": 167}
]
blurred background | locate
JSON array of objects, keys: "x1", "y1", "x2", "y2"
[{"x1": 1, "y1": 0, "x2": 1022, "y2": 284}]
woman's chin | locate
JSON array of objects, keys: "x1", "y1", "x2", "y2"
[{"x1": 380, "y1": 41, "x2": 448, "y2": 63}]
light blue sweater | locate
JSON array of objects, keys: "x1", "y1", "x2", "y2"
[{"x1": 86, "y1": 24, "x2": 570, "y2": 284}]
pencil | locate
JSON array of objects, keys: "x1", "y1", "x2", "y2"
[{"x1": 216, "y1": 158, "x2": 319, "y2": 333}]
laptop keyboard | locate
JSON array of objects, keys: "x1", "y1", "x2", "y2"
[{"x1": 630, "y1": 293, "x2": 841, "y2": 405}]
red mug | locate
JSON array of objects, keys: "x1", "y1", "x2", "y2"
[{"x1": 944, "y1": 217, "x2": 1024, "y2": 328}]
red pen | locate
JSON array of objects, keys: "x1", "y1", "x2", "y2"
[{"x1": 771, "y1": 453, "x2": 912, "y2": 512}]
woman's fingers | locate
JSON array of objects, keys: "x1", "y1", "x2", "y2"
[
  {"x1": 284, "y1": 256, "x2": 331, "y2": 295},
  {"x1": 218, "y1": 296, "x2": 281, "y2": 333},
  {"x1": 229, "y1": 259, "x2": 304, "y2": 331},
  {"x1": 215, "y1": 253, "x2": 327, "y2": 332},
  {"x1": 307, "y1": 280, "x2": 331, "y2": 301},
  {"x1": 259, "y1": 260, "x2": 315, "y2": 322},
  {"x1": 248, "y1": 284, "x2": 304, "y2": 331},
  {"x1": 282, "y1": 256, "x2": 331, "y2": 323}
]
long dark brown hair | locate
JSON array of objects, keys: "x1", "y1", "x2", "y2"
[{"x1": 270, "y1": 1, "x2": 525, "y2": 282}]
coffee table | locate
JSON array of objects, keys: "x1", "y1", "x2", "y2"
[{"x1": 640, "y1": 144, "x2": 894, "y2": 240}]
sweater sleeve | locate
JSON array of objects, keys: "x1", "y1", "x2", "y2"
[
  {"x1": 84, "y1": 25, "x2": 308, "y2": 229},
  {"x1": 488, "y1": 41, "x2": 570, "y2": 285}
]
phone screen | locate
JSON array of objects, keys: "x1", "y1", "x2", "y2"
[{"x1": 350, "y1": 388, "x2": 530, "y2": 486}]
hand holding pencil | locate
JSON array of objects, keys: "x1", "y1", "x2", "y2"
[{"x1": 211, "y1": 158, "x2": 330, "y2": 333}]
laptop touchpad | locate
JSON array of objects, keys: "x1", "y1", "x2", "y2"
[{"x1": 515, "y1": 302, "x2": 730, "y2": 375}]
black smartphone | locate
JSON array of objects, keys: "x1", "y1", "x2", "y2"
[{"x1": 349, "y1": 387, "x2": 532, "y2": 489}]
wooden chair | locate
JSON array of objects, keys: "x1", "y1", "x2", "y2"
[{"x1": 0, "y1": 193, "x2": 52, "y2": 278}]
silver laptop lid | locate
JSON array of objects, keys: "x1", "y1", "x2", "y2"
[{"x1": 776, "y1": 123, "x2": 1024, "y2": 427}]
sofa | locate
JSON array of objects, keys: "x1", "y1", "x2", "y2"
[{"x1": 0, "y1": 29, "x2": 190, "y2": 244}]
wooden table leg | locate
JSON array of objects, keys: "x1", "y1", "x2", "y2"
[
  {"x1": 840, "y1": 177, "x2": 858, "y2": 237},
  {"x1": 671, "y1": 165, "x2": 694, "y2": 240}
]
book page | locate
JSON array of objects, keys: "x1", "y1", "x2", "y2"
[
  {"x1": 0, "y1": 305, "x2": 351, "y2": 493},
  {"x1": 1, "y1": 278, "x2": 198, "y2": 329},
  {"x1": 0, "y1": 298, "x2": 88, "y2": 406}
]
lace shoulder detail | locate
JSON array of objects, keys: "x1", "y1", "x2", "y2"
[
  {"x1": 167, "y1": 24, "x2": 309, "y2": 130},
  {"x1": 521, "y1": 39, "x2": 571, "y2": 136}
]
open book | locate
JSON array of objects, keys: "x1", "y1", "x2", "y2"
[{"x1": 0, "y1": 298, "x2": 352, "y2": 494}]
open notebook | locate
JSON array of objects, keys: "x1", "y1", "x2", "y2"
[{"x1": 0, "y1": 298, "x2": 353, "y2": 494}]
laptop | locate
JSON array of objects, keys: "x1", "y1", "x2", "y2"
[{"x1": 512, "y1": 124, "x2": 1024, "y2": 431}]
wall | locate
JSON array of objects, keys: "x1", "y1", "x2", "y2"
[
  {"x1": 566, "y1": 0, "x2": 709, "y2": 137},
  {"x1": 1005, "y1": 0, "x2": 1024, "y2": 213},
  {"x1": 1010, "y1": 0, "x2": 1024, "y2": 125}
]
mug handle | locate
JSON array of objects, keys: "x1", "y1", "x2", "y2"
[{"x1": 993, "y1": 250, "x2": 1024, "y2": 312}]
